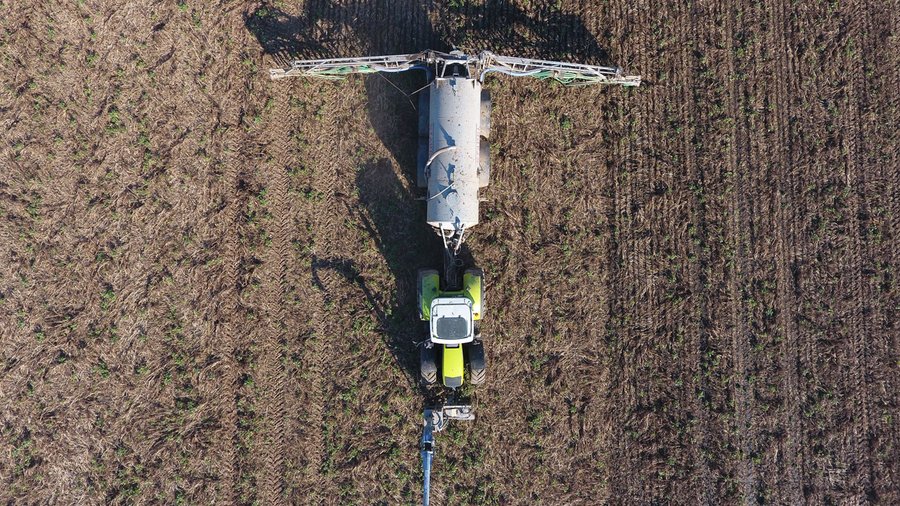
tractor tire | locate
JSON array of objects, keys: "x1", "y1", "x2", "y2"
[
  {"x1": 467, "y1": 340, "x2": 486, "y2": 386},
  {"x1": 470, "y1": 367, "x2": 485, "y2": 386},
  {"x1": 420, "y1": 342, "x2": 437, "y2": 386},
  {"x1": 418, "y1": 88, "x2": 430, "y2": 138},
  {"x1": 480, "y1": 89, "x2": 491, "y2": 139},
  {"x1": 478, "y1": 138, "x2": 490, "y2": 188}
]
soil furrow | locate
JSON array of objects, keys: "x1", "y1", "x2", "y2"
[
  {"x1": 217, "y1": 96, "x2": 243, "y2": 506},
  {"x1": 722, "y1": 3, "x2": 760, "y2": 503},
  {"x1": 258, "y1": 87, "x2": 298, "y2": 506},
  {"x1": 765, "y1": 1, "x2": 805, "y2": 503},
  {"x1": 675, "y1": 2, "x2": 716, "y2": 503},
  {"x1": 840, "y1": 1, "x2": 876, "y2": 501}
]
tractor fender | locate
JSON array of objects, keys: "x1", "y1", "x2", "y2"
[
  {"x1": 418, "y1": 269, "x2": 440, "y2": 320},
  {"x1": 463, "y1": 268, "x2": 483, "y2": 320}
]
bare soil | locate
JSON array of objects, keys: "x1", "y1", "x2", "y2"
[{"x1": 1, "y1": 1, "x2": 897, "y2": 504}]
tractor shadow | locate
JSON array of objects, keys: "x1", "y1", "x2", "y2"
[{"x1": 308, "y1": 158, "x2": 460, "y2": 404}]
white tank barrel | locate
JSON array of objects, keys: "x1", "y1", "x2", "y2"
[{"x1": 426, "y1": 77, "x2": 482, "y2": 232}]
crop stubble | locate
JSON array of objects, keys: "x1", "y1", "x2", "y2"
[{"x1": 1, "y1": 0, "x2": 897, "y2": 504}]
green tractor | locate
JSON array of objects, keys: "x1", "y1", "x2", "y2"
[{"x1": 417, "y1": 267, "x2": 485, "y2": 388}]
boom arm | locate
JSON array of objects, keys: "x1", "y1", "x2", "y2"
[
  {"x1": 270, "y1": 52, "x2": 429, "y2": 80},
  {"x1": 270, "y1": 50, "x2": 640, "y2": 87},
  {"x1": 478, "y1": 51, "x2": 641, "y2": 86}
]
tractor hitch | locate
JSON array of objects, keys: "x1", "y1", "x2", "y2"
[{"x1": 421, "y1": 404, "x2": 475, "y2": 505}]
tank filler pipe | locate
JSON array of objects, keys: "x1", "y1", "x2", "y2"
[{"x1": 425, "y1": 146, "x2": 459, "y2": 201}]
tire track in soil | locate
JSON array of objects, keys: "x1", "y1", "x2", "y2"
[
  {"x1": 597, "y1": 3, "x2": 625, "y2": 498},
  {"x1": 633, "y1": 3, "x2": 694, "y2": 501},
  {"x1": 765, "y1": 1, "x2": 805, "y2": 503},
  {"x1": 306, "y1": 110, "x2": 343, "y2": 505},
  {"x1": 259, "y1": 81, "x2": 328, "y2": 502},
  {"x1": 598, "y1": 51, "x2": 625, "y2": 502},
  {"x1": 293, "y1": 85, "x2": 347, "y2": 504},
  {"x1": 787, "y1": 4, "x2": 837, "y2": 500},
  {"x1": 722, "y1": 3, "x2": 761, "y2": 503},
  {"x1": 839, "y1": 1, "x2": 876, "y2": 501},
  {"x1": 217, "y1": 87, "x2": 245, "y2": 506},
  {"x1": 880, "y1": 2, "x2": 900, "y2": 500},
  {"x1": 631, "y1": 6, "x2": 658, "y2": 499},
  {"x1": 214, "y1": 15, "x2": 254, "y2": 500},
  {"x1": 859, "y1": 6, "x2": 900, "y2": 495},
  {"x1": 258, "y1": 87, "x2": 297, "y2": 506},
  {"x1": 674, "y1": 3, "x2": 715, "y2": 503}
]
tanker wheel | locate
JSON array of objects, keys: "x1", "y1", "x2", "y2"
[
  {"x1": 480, "y1": 89, "x2": 491, "y2": 139},
  {"x1": 418, "y1": 88, "x2": 430, "y2": 138},
  {"x1": 478, "y1": 138, "x2": 490, "y2": 188}
]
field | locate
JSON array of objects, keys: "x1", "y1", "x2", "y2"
[{"x1": 1, "y1": 0, "x2": 897, "y2": 504}]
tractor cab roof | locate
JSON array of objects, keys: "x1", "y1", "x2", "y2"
[{"x1": 429, "y1": 298, "x2": 474, "y2": 344}]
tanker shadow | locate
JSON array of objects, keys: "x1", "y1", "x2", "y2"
[
  {"x1": 244, "y1": 0, "x2": 611, "y2": 62},
  {"x1": 310, "y1": 159, "x2": 477, "y2": 403},
  {"x1": 245, "y1": 0, "x2": 614, "y2": 185},
  {"x1": 354, "y1": 158, "x2": 441, "y2": 403}
]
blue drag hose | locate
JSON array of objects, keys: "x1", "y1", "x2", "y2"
[
  {"x1": 422, "y1": 447, "x2": 433, "y2": 506},
  {"x1": 421, "y1": 410, "x2": 435, "y2": 506}
]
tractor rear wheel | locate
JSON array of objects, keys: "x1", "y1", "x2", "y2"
[
  {"x1": 468, "y1": 340, "x2": 486, "y2": 385},
  {"x1": 420, "y1": 342, "x2": 437, "y2": 385}
]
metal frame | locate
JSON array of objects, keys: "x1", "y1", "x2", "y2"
[{"x1": 270, "y1": 52, "x2": 429, "y2": 80}]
